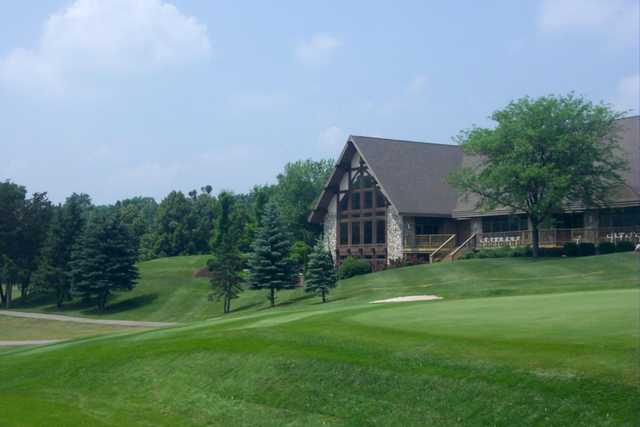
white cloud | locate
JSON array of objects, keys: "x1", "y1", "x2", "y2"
[
  {"x1": 318, "y1": 126, "x2": 347, "y2": 153},
  {"x1": 407, "y1": 74, "x2": 428, "y2": 95},
  {"x1": 0, "y1": 0, "x2": 210, "y2": 94},
  {"x1": 538, "y1": 0, "x2": 639, "y2": 46},
  {"x1": 613, "y1": 73, "x2": 640, "y2": 114},
  {"x1": 295, "y1": 34, "x2": 340, "y2": 66}
]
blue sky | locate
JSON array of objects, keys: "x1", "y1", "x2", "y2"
[{"x1": 1, "y1": 0, "x2": 638, "y2": 204}]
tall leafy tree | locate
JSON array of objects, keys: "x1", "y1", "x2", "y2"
[
  {"x1": 69, "y1": 213, "x2": 139, "y2": 312},
  {"x1": 114, "y1": 197, "x2": 158, "y2": 254},
  {"x1": 0, "y1": 181, "x2": 52, "y2": 305},
  {"x1": 190, "y1": 190, "x2": 217, "y2": 254},
  {"x1": 449, "y1": 94, "x2": 628, "y2": 257},
  {"x1": 150, "y1": 191, "x2": 195, "y2": 257},
  {"x1": 207, "y1": 191, "x2": 244, "y2": 314},
  {"x1": 304, "y1": 239, "x2": 337, "y2": 303},
  {"x1": 247, "y1": 203, "x2": 294, "y2": 307},
  {"x1": 273, "y1": 159, "x2": 333, "y2": 244}
]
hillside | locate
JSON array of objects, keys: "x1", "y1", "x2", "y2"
[
  {"x1": 1, "y1": 253, "x2": 639, "y2": 426},
  {"x1": 10, "y1": 252, "x2": 639, "y2": 322}
]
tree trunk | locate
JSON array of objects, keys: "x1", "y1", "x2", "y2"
[
  {"x1": 531, "y1": 221, "x2": 540, "y2": 258},
  {"x1": 4, "y1": 283, "x2": 13, "y2": 308},
  {"x1": 98, "y1": 289, "x2": 107, "y2": 312},
  {"x1": 0, "y1": 283, "x2": 6, "y2": 305},
  {"x1": 56, "y1": 287, "x2": 64, "y2": 309},
  {"x1": 5, "y1": 283, "x2": 12, "y2": 308},
  {"x1": 322, "y1": 289, "x2": 326, "y2": 303},
  {"x1": 269, "y1": 288, "x2": 275, "y2": 307}
]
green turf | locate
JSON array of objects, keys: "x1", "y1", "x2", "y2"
[
  {"x1": 11, "y1": 252, "x2": 639, "y2": 322},
  {"x1": 1, "y1": 253, "x2": 638, "y2": 426}
]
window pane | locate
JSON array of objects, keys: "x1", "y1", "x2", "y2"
[
  {"x1": 339, "y1": 194, "x2": 349, "y2": 211},
  {"x1": 376, "y1": 220, "x2": 386, "y2": 243},
  {"x1": 482, "y1": 215, "x2": 528, "y2": 233},
  {"x1": 364, "y1": 221, "x2": 373, "y2": 244},
  {"x1": 351, "y1": 192, "x2": 360, "y2": 210},
  {"x1": 340, "y1": 223, "x2": 348, "y2": 245},
  {"x1": 351, "y1": 221, "x2": 361, "y2": 244},
  {"x1": 415, "y1": 217, "x2": 441, "y2": 235},
  {"x1": 375, "y1": 190, "x2": 386, "y2": 207},
  {"x1": 364, "y1": 191, "x2": 373, "y2": 209}
]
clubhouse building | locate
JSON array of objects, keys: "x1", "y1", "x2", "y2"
[{"x1": 309, "y1": 116, "x2": 640, "y2": 266}]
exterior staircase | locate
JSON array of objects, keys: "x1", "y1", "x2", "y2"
[
  {"x1": 445, "y1": 233, "x2": 478, "y2": 262},
  {"x1": 429, "y1": 234, "x2": 457, "y2": 263}
]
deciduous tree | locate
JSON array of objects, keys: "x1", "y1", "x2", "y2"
[{"x1": 449, "y1": 94, "x2": 627, "y2": 257}]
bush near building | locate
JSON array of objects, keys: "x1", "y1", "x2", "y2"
[
  {"x1": 577, "y1": 242, "x2": 596, "y2": 257},
  {"x1": 597, "y1": 242, "x2": 616, "y2": 254},
  {"x1": 338, "y1": 256, "x2": 372, "y2": 279},
  {"x1": 615, "y1": 240, "x2": 635, "y2": 252}
]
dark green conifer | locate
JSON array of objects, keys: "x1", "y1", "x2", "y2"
[
  {"x1": 69, "y1": 214, "x2": 138, "y2": 312},
  {"x1": 247, "y1": 203, "x2": 294, "y2": 307},
  {"x1": 304, "y1": 239, "x2": 337, "y2": 303}
]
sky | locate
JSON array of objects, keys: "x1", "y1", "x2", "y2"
[{"x1": 1, "y1": 0, "x2": 638, "y2": 204}]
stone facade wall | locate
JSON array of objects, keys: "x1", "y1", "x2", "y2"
[
  {"x1": 387, "y1": 206, "x2": 404, "y2": 262},
  {"x1": 323, "y1": 195, "x2": 337, "y2": 261}
]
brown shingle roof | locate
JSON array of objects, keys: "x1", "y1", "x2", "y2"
[
  {"x1": 351, "y1": 136, "x2": 463, "y2": 216},
  {"x1": 308, "y1": 136, "x2": 463, "y2": 223},
  {"x1": 309, "y1": 116, "x2": 640, "y2": 224}
]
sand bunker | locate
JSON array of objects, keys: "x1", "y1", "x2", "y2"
[{"x1": 370, "y1": 295, "x2": 443, "y2": 304}]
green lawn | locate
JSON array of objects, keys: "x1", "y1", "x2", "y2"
[
  {"x1": 1, "y1": 253, "x2": 638, "y2": 426},
  {"x1": 11, "y1": 252, "x2": 639, "y2": 322}
]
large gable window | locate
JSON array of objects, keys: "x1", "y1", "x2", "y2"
[{"x1": 338, "y1": 166, "x2": 387, "y2": 253}]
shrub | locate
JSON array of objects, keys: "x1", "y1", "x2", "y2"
[
  {"x1": 615, "y1": 240, "x2": 636, "y2": 252},
  {"x1": 563, "y1": 242, "x2": 578, "y2": 257},
  {"x1": 338, "y1": 256, "x2": 372, "y2": 279},
  {"x1": 459, "y1": 250, "x2": 477, "y2": 260},
  {"x1": 538, "y1": 247, "x2": 564, "y2": 257},
  {"x1": 597, "y1": 241, "x2": 616, "y2": 254},
  {"x1": 576, "y1": 242, "x2": 596, "y2": 256},
  {"x1": 511, "y1": 246, "x2": 530, "y2": 257}
]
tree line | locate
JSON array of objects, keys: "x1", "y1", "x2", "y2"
[{"x1": 0, "y1": 159, "x2": 335, "y2": 312}]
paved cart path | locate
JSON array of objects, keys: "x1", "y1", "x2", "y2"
[
  {"x1": 0, "y1": 339, "x2": 62, "y2": 347},
  {"x1": 0, "y1": 310, "x2": 178, "y2": 328}
]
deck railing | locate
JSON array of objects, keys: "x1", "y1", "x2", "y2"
[
  {"x1": 403, "y1": 233, "x2": 454, "y2": 252},
  {"x1": 477, "y1": 226, "x2": 640, "y2": 249}
]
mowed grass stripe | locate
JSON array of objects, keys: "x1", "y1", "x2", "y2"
[{"x1": 0, "y1": 253, "x2": 638, "y2": 425}]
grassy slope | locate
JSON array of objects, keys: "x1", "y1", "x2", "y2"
[
  {"x1": 10, "y1": 252, "x2": 639, "y2": 322},
  {"x1": 1, "y1": 253, "x2": 638, "y2": 426}
]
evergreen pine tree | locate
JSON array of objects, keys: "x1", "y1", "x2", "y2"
[
  {"x1": 33, "y1": 209, "x2": 67, "y2": 308},
  {"x1": 207, "y1": 191, "x2": 244, "y2": 314},
  {"x1": 33, "y1": 194, "x2": 90, "y2": 307},
  {"x1": 247, "y1": 202, "x2": 294, "y2": 307},
  {"x1": 304, "y1": 239, "x2": 337, "y2": 303},
  {"x1": 69, "y1": 214, "x2": 139, "y2": 312}
]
